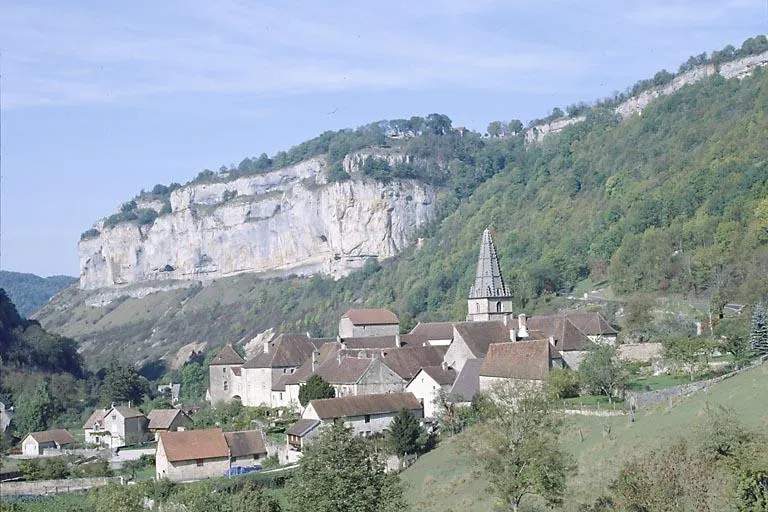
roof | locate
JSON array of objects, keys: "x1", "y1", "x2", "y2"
[
  {"x1": 450, "y1": 358, "x2": 483, "y2": 402},
  {"x1": 341, "y1": 308, "x2": 399, "y2": 325},
  {"x1": 564, "y1": 313, "x2": 618, "y2": 336},
  {"x1": 416, "y1": 366, "x2": 457, "y2": 386},
  {"x1": 381, "y1": 345, "x2": 447, "y2": 380},
  {"x1": 210, "y1": 344, "x2": 246, "y2": 366},
  {"x1": 286, "y1": 419, "x2": 321, "y2": 437},
  {"x1": 309, "y1": 392, "x2": 422, "y2": 420},
  {"x1": 469, "y1": 228, "x2": 511, "y2": 299},
  {"x1": 223, "y1": 430, "x2": 267, "y2": 458},
  {"x1": 147, "y1": 409, "x2": 188, "y2": 430},
  {"x1": 26, "y1": 429, "x2": 75, "y2": 446},
  {"x1": 243, "y1": 333, "x2": 319, "y2": 369},
  {"x1": 83, "y1": 409, "x2": 107, "y2": 429},
  {"x1": 480, "y1": 340, "x2": 552, "y2": 380},
  {"x1": 112, "y1": 406, "x2": 146, "y2": 420},
  {"x1": 158, "y1": 428, "x2": 229, "y2": 462},
  {"x1": 409, "y1": 322, "x2": 455, "y2": 341},
  {"x1": 526, "y1": 316, "x2": 590, "y2": 351},
  {"x1": 453, "y1": 321, "x2": 510, "y2": 357}
]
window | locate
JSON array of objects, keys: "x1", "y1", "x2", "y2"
[
  {"x1": 253, "y1": 454, "x2": 260, "y2": 460},
  {"x1": 496, "y1": 301, "x2": 502, "y2": 313},
  {"x1": 223, "y1": 368, "x2": 227, "y2": 374},
  {"x1": 279, "y1": 392, "x2": 283, "y2": 401},
  {"x1": 223, "y1": 381, "x2": 228, "y2": 391},
  {"x1": 364, "y1": 414, "x2": 371, "y2": 424},
  {"x1": 196, "y1": 460, "x2": 204, "y2": 467}
]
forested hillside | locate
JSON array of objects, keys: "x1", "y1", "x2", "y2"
[
  {"x1": 37, "y1": 54, "x2": 768, "y2": 365},
  {"x1": 0, "y1": 272, "x2": 76, "y2": 317}
]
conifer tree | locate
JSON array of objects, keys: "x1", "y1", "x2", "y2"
[
  {"x1": 298, "y1": 374, "x2": 335, "y2": 407},
  {"x1": 749, "y1": 301, "x2": 768, "y2": 355},
  {"x1": 388, "y1": 408, "x2": 422, "y2": 456}
]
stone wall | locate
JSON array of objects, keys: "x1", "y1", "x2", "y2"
[{"x1": 1, "y1": 476, "x2": 122, "y2": 496}]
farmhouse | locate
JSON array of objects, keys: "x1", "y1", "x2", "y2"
[
  {"x1": 147, "y1": 409, "x2": 192, "y2": 439},
  {"x1": 479, "y1": 339, "x2": 553, "y2": 393},
  {"x1": 224, "y1": 430, "x2": 268, "y2": 469},
  {"x1": 406, "y1": 365, "x2": 457, "y2": 419},
  {"x1": 208, "y1": 344, "x2": 246, "y2": 404},
  {"x1": 338, "y1": 308, "x2": 399, "y2": 338},
  {"x1": 22, "y1": 429, "x2": 75, "y2": 456},
  {"x1": 286, "y1": 419, "x2": 321, "y2": 452}
]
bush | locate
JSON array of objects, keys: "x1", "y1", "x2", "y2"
[
  {"x1": 327, "y1": 162, "x2": 351, "y2": 182},
  {"x1": 80, "y1": 228, "x2": 100, "y2": 241},
  {"x1": 136, "y1": 208, "x2": 158, "y2": 226},
  {"x1": 547, "y1": 368, "x2": 580, "y2": 399}
]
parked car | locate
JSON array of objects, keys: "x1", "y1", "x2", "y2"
[{"x1": 223, "y1": 465, "x2": 262, "y2": 477}]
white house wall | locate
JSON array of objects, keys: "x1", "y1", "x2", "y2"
[{"x1": 406, "y1": 374, "x2": 448, "y2": 419}]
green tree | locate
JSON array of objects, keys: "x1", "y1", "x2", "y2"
[
  {"x1": 388, "y1": 408, "x2": 422, "y2": 456},
  {"x1": 663, "y1": 336, "x2": 713, "y2": 381},
  {"x1": 288, "y1": 421, "x2": 408, "y2": 512},
  {"x1": 715, "y1": 317, "x2": 752, "y2": 368},
  {"x1": 578, "y1": 344, "x2": 626, "y2": 402},
  {"x1": 179, "y1": 362, "x2": 207, "y2": 402},
  {"x1": 487, "y1": 121, "x2": 503, "y2": 138},
  {"x1": 298, "y1": 374, "x2": 335, "y2": 407},
  {"x1": 546, "y1": 368, "x2": 580, "y2": 399},
  {"x1": 15, "y1": 379, "x2": 55, "y2": 434},
  {"x1": 749, "y1": 300, "x2": 768, "y2": 355},
  {"x1": 101, "y1": 360, "x2": 150, "y2": 406},
  {"x1": 468, "y1": 387, "x2": 575, "y2": 512}
]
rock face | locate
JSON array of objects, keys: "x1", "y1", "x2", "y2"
[{"x1": 79, "y1": 152, "x2": 436, "y2": 290}]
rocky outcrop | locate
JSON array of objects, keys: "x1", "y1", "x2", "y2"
[
  {"x1": 79, "y1": 152, "x2": 436, "y2": 290},
  {"x1": 525, "y1": 116, "x2": 586, "y2": 143}
]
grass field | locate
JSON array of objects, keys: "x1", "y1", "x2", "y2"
[{"x1": 401, "y1": 361, "x2": 768, "y2": 511}]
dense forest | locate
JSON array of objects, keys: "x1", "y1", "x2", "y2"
[{"x1": 0, "y1": 272, "x2": 76, "y2": 317}]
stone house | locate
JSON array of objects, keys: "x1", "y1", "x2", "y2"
[
  {"x1": 286, "y1": 419, "x2": 321, "y2": 453},
  {"x1": 156, "y1": 428, "x2": 267, "y2": 481},
  {"x1": 478, "y1": 339, "x2": 553, "y2": 394},
  {"x1": 147, "y1": 409, "x2": 192, "y2": 440},
  {"x1": 380, "y1": 345, "x2": 448, "y2": 382},
  {"x1": 208, "y1": 344, "x2": 246, "y2": 404},
  {"x1": 449, "y1": 358, "x2": 484, "y2": 404},
  {"x1": 22, "y1": 429, "x2": 75, "y2": 456},
  {"x1": 338, "y1": 308, "x2": 399, "y2": 338},
  {"x1": 406, "y1": 365, "x2": 457, "y2": 419},
  {"x1": 443, "y1": 321, "x2": 511, "y2": 372},
  {"x1": 408, "y1": 322, "x2": 455, "y2": 346},
  {"x1": 97, "y1": 406, "x2": 149, "y2": 448},
  {"x1": 83, "y1": 408, "x2": 109, "y2": 446},
  {"x1": 301, "y1": 392, "x2": 423, "y2": 438}
]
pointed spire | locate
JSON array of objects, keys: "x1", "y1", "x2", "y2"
[{"x1": 469, "y1": 228, "x2": 510, "y2": 299}]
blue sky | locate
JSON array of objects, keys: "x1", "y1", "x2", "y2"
[{"x1": 1, "y1": 0, "x2": 766, "y2": 277}]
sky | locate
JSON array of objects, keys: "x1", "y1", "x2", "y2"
[{"x1": 1, "y1": 0, "x2": 766, "y2": 277}]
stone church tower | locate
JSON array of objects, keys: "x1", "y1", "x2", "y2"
[{"x1": 466, "y1": 228, "x2": 513, "y2": 322}]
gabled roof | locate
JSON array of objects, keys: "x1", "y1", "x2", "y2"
[
  {"x1": 159, "y1": 428, "x2": 229, "y2": 462},
  {"x1": 223, "y1": 430, "x2": 267, "y2": 458},
  {"x1": 309, "y1": 392, "x2": 421, "y2": 420},
  {"x1": 526, "y1": 316, "x2": 590, "y2": 351},
  {"x1": 112, "y1": 406, "x2": 146, "y2": 420},
  {"x1": 341, "y1": 308, "x2": 399, "y2": 325},
  {"x1": 469, "y1": 228, "x2": 511, "y2": 299},
  {"x1": 147, "y1": 409, "x2": 189, "y2": 430},
  {"x1": 564, "y1": 312, "x2": 618, "y2": 336},
  {"x1": 286, "y1": 419, "x2": 321, "y2": 437},
  {"x1": 210, "y1": 344, "x2": 246, "y2": 366},
  {"x1": 449, "y1": 358, "x2": 483, "y2": 402},
  {"x1": 26, "y1": 429, "x2": 75, "y2": 446},
  {"x1": 414, "y1": 366, "x2": 457, "y2": 386},
  {"x1": 83, "y1": 409, "x2": 108, "y2": 429},
  {"x1": 381, "y1": 345, "x2": 447, "y2": 380},
  {"x1": 243, "y1": 333, "x2": 319, "y2": 369},
  {"x1": 480, "y1": 340, "x2": 552, "y2": 380},
  {"x1": 453, "y1": 321, "x2": 510, "y2": 357},
  {"x1": 409, "y1": 322, "x2": 455, "y2": 341}
]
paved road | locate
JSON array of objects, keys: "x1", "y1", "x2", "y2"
[{"x1": 108, "y1": 448, "x2": 156, "y2": 469}]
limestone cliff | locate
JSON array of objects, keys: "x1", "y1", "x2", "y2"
[{"x1": 79, "y1": 151, "x2": 436, "y2": 290}]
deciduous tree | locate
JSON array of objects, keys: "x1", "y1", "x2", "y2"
[{"x1": 578, "y1": 344, "x2": 626, "y2": 402}]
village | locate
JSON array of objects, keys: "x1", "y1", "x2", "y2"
[{"x1": 6, "y1": 228, "x2": 636, "y2": 484}]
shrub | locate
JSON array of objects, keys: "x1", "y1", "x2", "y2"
[
  {"x1": 547, "y1": 368, "x2": 580, "y2": 399},
  {"x1": 80, "y1": 228, "x2": 100, "y2": 241},
  {"x1": 136, "y1": 208, "x2": 158, "y2": 226},
  {"x1": 327, "y1": 162, "x2": 351, "y2": 182}
]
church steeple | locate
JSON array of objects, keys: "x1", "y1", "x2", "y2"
[
  {"x1": 467, "y1": 228, "x2": 513, "y2": 322},
  {"x1": 469, "y1": 228, "x2": 510, "y2": 299}
]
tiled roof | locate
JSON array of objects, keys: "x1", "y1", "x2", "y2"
[
  {"x1": 309, "y1": 392, "x2": 421, "y2": 420},
  {"x1": 341, "y1": 308, "x2": 399, "y2": 325},
  {"x1": 418, "y1": 365, "x2": 457, "y2": 386},
  {"x1": 147, "y1": 409, "x2": 188, "y2": 430},
  {"x1": 83, "y1": 409, "x2": 107, "y2": 429},
  {"x1": 224, "y1": 430, "x2": 267, "y2": 458},
  {"x1": 210, "y1": 344, "x2": 246, "y2": 366},
  {"x1": 159, "y1": 428, "x2": 229, "y2": 462},
  {"x1": 112, "y1": 406, "x2": 145, "y2": 420},
  {"x1": 381, "y1": 345, "x2": 447, "y2": 380},
  {"x1": 243, "y1": 333, "x2": 319, "y2": 369},
  {"x1": 453, "y1": 321, "x2": 510, "y2": 357},
  {"x1": 449, "y1": 358, "x2": 483, "y2": 402},
  {"x1": 409, "y1": 322, "x2": 455, "y2": 341},
  {"x1": 27, "y1": 429, "x2": 75, "y2": 446},
  {"x1": 480, "y1": 340, "x2": 552, "y2": 380},
  {"x1": 526, "y1": 316, "x2": 590, "y2": 351},
  {"x1": 564, "y1": 312, "x2": 618, "y2": 336},
  {"x1": 340, "y1": 333, "x2": 426, "y2": 349},
  {"x1": 286, "y1": 419, "x2": 320, "y2": 437}
]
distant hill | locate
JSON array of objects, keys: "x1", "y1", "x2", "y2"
[{"x1": 0, "y1": 271, "x2": 77, "y2": 317}]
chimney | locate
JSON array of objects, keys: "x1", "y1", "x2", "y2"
[
  {"x1": 441, "y1": 360, "x2": 448, "y2": 371},
  {"x1": 518, "y1": 314, "x2": 528, "y2": 338},
  {"x1": 509, "y1": 328, "x2": 516, "y2": 342},
  {"x1": 338, "y1": 351, "x2": 342, "y2": 365},
  {"x1": 312, "y1": 351, "x2": 320, "y2": 372},
  {"x1": 263, "y1": 341, "x2": 270, "y2": 354},
  {"x1": 395, "y1": 334, "x2": 402, "y2": 348}
]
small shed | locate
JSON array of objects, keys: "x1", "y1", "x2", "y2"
[{"x1": 22, "y1": 429, "x2": 75, "y2": 456}]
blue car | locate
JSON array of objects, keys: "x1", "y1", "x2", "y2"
[{"x1": 224, "y1": 465, "x2": 263, "y2": 477}]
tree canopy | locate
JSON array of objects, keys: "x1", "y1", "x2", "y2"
[{"x1": 298, "y1": 374, "x2": 335, "y2": 407}]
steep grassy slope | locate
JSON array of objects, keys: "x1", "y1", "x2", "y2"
[
  {"x1": 36, "y1": 67, "x2": 768, "y2": 366},
  {"x1": 401, "y1": 362, "x2": 768, "y2": 511},
  {"x1": 0, "y1": 271, "x2": 76, "y2": 317}
]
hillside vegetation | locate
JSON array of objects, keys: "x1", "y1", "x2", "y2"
[
  {"x1": 37, "y1": 53, "x2": 768, "y2": 366},
  {"x1": 401, "y1": 362, "x2": 768, "y2": 511},
  {"x1": 0, "y1": 272, "x2": 76, "y2": 317}
]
